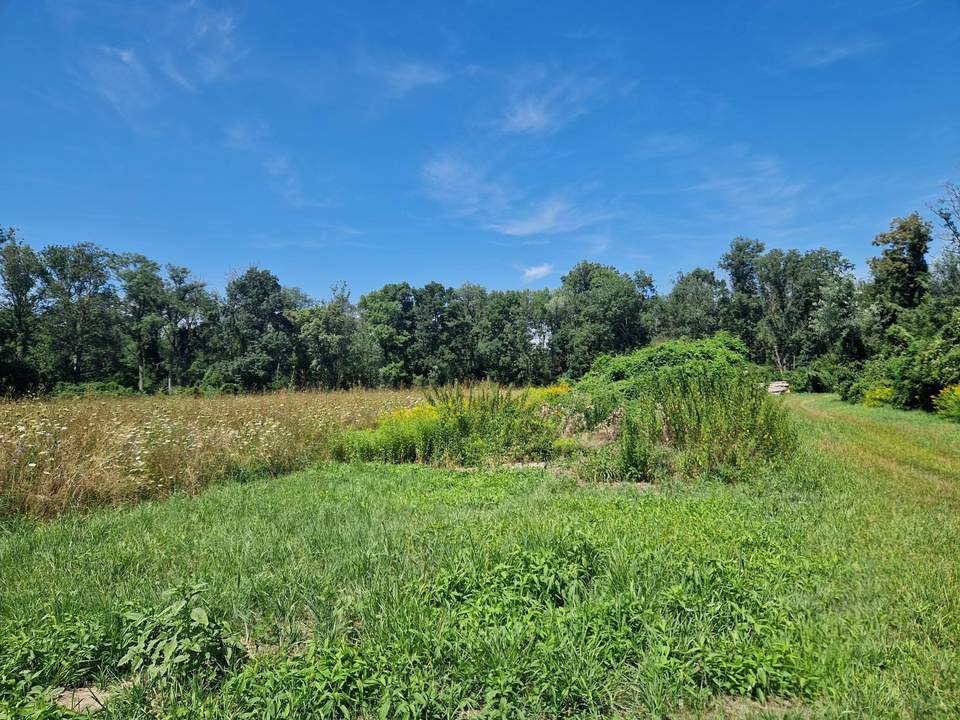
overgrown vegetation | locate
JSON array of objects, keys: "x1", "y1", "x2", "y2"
[
  {"x1": 1, "y1": 336, "x2": 802, "y2": 516},
  {"x1": 0, "y1": 388, "x2": 418, "y2": 516},
  {"x1": 334, "y1": 385, "x2": 563, "y2": 467},
  {"x1": 3, "y1": 183, "x2": 960, "y2": 423},
  {"x1": 1, "y1": 395, "x2": 958, "y2": 717}
]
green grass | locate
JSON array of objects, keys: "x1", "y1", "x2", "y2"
[{"x1": 1, "y1": 394, "x2": 959, "y2": 717}]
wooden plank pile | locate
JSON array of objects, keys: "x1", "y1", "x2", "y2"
[{"x1": 767, "y1": 380, "x2": 790, "y2": 395}]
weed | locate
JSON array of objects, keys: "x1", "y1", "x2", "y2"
[
  {"x1": 934, "y1": 384, "x2": 960, "y2": 421},
  {"x1": 119, "y1": 584, "x2": 243, "y2": 687}
]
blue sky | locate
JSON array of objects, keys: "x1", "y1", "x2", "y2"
[{"x1": 2, "y1": 1, "x2": 958, "y2": 297}]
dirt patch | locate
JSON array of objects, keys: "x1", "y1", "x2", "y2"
[
  {"x1": 670, "y1": 695, "x2": 811, "y2": 719},
  {"x1": 55, "y1": 686, "x2": 112, "y2": 714},
  {"x1": 504, "y1": 461, "x2": 547, "y2": 470}
]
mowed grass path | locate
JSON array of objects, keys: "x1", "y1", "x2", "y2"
[{"x1": 1, "y1": 395, "x2": 958, "y2": 717}]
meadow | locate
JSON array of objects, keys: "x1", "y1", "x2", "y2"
[
  {"x1": 0, "y1": 389, "x2": 420, "y2": 516},
  {"x1": 1, "y1": 343, "x2": 958, "y2": 718}
]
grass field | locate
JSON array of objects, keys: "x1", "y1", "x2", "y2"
[
  {"x1": 0, "y1": 389, "x2": 420, "y2": 516},
  {"x1": 1, "y1": 394, "x2": 959, "y2": 718}
]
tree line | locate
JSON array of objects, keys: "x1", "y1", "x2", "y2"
[{"x1": 2, "y1": 184, "x2": 959, "y2": 409}]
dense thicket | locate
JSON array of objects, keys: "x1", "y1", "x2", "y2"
[{"x1": 2, "y1": 184, "x2": 959, "y2": 414}]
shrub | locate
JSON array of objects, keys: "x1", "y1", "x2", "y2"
[
  {"x1": 783, "y1": 358, "x2": 851, "y2": 393},
  {"x1": 570, "y1": 334, "x2": 749, "y2": 426},
  {"x1": 934, "y1": 385, "x2": 960, "y2": 422},
  {"x1": 862, "y1": 385, "x2": 895, "y2": 408}
]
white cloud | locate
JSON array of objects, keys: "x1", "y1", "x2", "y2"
[
  {"x1": 690, "y1": 146, "x2": 807, "y2": 226},
  {"x1": 583, "y1": 234, "x2": 610, "y2": 254},
  {"x1": 522, "y1": 263, "x2": 553, "y2": 282},
  {"x1": 790, "y1": 38, "x2": 883, "y2": 69},
  {"x1": 223, "y1": 119, "x2": 326, "y2": 208},
  {"x1": 164, "y1": 1, "x2": 244, "y2": 86},
  {"x1": 489, "y1": 197, "x2": 609, "y2": 237},
  {"x1": 78, "y1": 1, "x2": 244, "y2": 116},
  {"x1": 357, "y1": 55, "x2": 448, "y2": 97},
  {"x1": 422, "y1": 153, "x2": 610, "y2": 239},
  {"x1": 500, "y1": 69, "x2": 602, "y2": 134},
  {"x1": 224, "y1": 118, "x2": 270, "y2": 150},
  {"x1": 85, "y1": 46, "x2": 153, "y2": 116},
  {"x1": 421, "y1": 153, "x2": 509, "y2": 217},
  {"x1": 636, "y1": 131, "x2": 698, "y2": 158}
]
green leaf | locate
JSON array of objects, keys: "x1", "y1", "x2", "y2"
[{"x1": 190, "y1": 607, "x2": 209, "y2": 626}]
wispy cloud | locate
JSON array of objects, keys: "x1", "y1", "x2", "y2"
[
  {"x1": 500, "y1": 68, "x2": 603, "y2": 134},
  {"x1": 224, "y1": 119, "x2": 327, "y2": 208},
  {"x1": 356, "y1": 54, "x2": 448, "y2": 97},
  {"x1": 422, "y1": 152, "x2": 610, "y2": 238},
  {"x1": 84, "y1": 45, "x2": 153, "y2": 116},
  {"x1": 76, "y1": 1, "x2": 245, "y2": 116},
  {"x1": 582, "y1": 234, "x2": 611, "y2": 255},
  {"x1": 488, "y1": 197, "x2": 609, "y2": 237},
  {"x1": 789, "y1": 37, "x2": 883, "y2": 68},
  {"x1": 522, "y1": 263, "x2": 553, "y2": 282},
  {"x1": 635, "y1": 131, "x2": 698, "y2": 159},
  {"x1": 690, "y1": 145, "x2": 808, "y2": 226},
  {"x1": 421, "y1": 153, "x2": 510, "y2": 218}
]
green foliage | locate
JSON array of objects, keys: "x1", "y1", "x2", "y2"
[
  {"x1": 119, "y1": 584, "x2": 243, "y2": 687},
  {"x1": 335, "y1": 384, "x2": 560, "y2": 466},
  {"x1": 934, "y1": 385, "x2": 960, "y2": 422},
  {"x1": 841, "y1": 310, "x2": 960, "y2": 410},
  {"x1": 550, "y1": 261, "x2": 656, "y2": 377},
  {"x1": 0, "y1": 614, "x2": 118, "y2": 704},
  {"x1": 862, "y1": 385, "x2": 894, "y2": 408},
  {"x1": 782, "y1": 358, "x2": 852, "y2": 393},
  {"x1": 868, "y1": 213, "x2": 932, "y2": 311},
  {"x1": 572, "y1": 333, "x2": 749, "y2": 426},
  {"x1": 615, "y1": 372, "x2": 796, "y2": 482},
  {"x1": 657, "y1": 268, "x2": 729, "y2": 339}
]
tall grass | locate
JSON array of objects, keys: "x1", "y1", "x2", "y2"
[
  {"x1": 582, "y1": 370, "x2": 797, "y2": 483},
  {"x1": 333, "y1": 384, "x2": 562, "y2": 466},
  {"x1": 0, "y1": 389, "x2": 419, "y2": 516}
]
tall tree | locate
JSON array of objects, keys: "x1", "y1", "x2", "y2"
[
  {"x1": 550, "y1": 262, "x2": 656, "y2": 377},
  {"x1": 658, "y1": 268, "x2": 729, "y2": 339},
  {"x1": 0, "y1": 228, "x2": 44, "y2": 362},
  {"x1": 161, "y1": 265, "x2": 211, "y2": 391},
  {"x1": 754, "y1": 248, "x2": 852, "y2": 372},
  {"x1": 933, "y1": 182, "x2": 960, "y2": 249},
  {"x1": 409, "y1": 281, "x2": 469, "y2": 385},
  {"x1": 719, "y1": 237, "x2": 765, "y2": 359},
  {"x1": 358, "y1": 282, "x2": 416, "y2": 386},
  {"x1": 117, "y1": 254, "x2": 165, "y2": 391},
  {"x1": 868, "y1": 213, "x2": 931, "y2": 311},
  {"x1": 207, "y1": 267, "x2": 296, "y2": 390},
  {"x1": 39, "y1": 243, "x2": 120, "y2": 383},
  {"x1": 296, "y1": 283, "x2": 381, "y2": 388},
  {"x1": 477, "y1": 290, "x2": 551, "y2": 385}
]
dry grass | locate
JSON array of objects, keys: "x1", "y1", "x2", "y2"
[{"x1": 0, "y1": 389, "x2": 420, "y2": 516}]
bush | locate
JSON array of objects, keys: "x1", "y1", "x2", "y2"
[
  {"x1": 570, "y1": 333, "x2": 749, "y2": 426},
  {"x1": 862, "y1": 385, "x2": 895, "y2": 408},
  {"x1": 783, "y1": 358, "x2": 851, "y2": 393},
  {"x1": 334, "y1": 384, "x2": 561, "y2": 467},
  {"x1": 934, "y1": 385, "x2": 960, "y2": 422}
]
